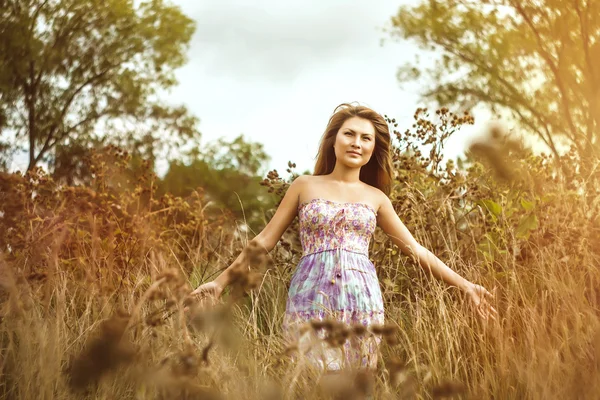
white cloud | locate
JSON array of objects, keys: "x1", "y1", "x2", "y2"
[
  {"x1": 8, "y1": 0, "x2": 487, "y2": 177},
  {"x1": 164, "y1": 0, "x2": 444, "y2": 176},
  {"x1": 188, "y1": 1, "x2": 379, "y2": 81}
]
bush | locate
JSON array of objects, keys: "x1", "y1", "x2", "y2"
[{"x1": 1, "y1": 110, "x2": 599, "y2": 399}]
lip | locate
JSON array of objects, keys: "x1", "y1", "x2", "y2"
[{"x1": 347, "y1": 151, "x2": 361, "y2": 156}]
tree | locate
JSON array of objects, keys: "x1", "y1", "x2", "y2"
[
  {"x1": 389, "y1": 0, "x2": 600, "y2": 169},
  {"x1": 159, "y1": 135, "x2": 276, "y2": 232},
  {"x1": 0, "y1": 0, "x2": 199, "y2": 172},
  {"x1": 201, "y1": 134, "x2": 271, "y2": 177}
]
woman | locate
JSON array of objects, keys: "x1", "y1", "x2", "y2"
[{"x1": 192, "y1": 103, "x2": 497, "y2": 370}]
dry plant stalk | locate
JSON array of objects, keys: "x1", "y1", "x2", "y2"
[{"x1": 0, "y1": 109, "x2": 599, "y2": 399}]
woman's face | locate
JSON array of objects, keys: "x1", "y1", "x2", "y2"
[{"x1": 333, "y1": 117, "x2": 376, "y2": 168}]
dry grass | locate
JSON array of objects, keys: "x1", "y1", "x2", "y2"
[
  {"x1": 1, "y1": 115, "x2": 599, "y2": 399},
  {"x1": 2, "y1": 221, "x2": 599, "y2": 399}
]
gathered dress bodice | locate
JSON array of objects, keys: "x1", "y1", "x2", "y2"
[{"x1": 297, "y1": 198, "x2": 377, "y2": 257}]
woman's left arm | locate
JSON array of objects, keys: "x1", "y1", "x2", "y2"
[{"x1": 376, "y1": 194, "x2": 497, "y2": 321}]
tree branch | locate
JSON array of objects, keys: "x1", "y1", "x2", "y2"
[
  {"x1": 39, "y1": 65, "x2": 117, "y2": 164},
  {"x1": 27, "y1": 0, "x2": 50, "y2": 36},
  {"x1": 431, "y1": 84, "x2": 562, "y2": 163},
  {"x1": 33, "y1": 107, "x2": 117, "y2": 166},
  {"x1": 431, "y1": 40, "x2": 566, "y2": 140},
  {"x1": 572, "y1": 0, "x2": 598, "y2": 148},
  {"x1": 510, "y1": 1, "x2": 581, "y2": 152},
  {"x1": 35, "y1": 1, "x2": 87, "y2": 88},
  {"x1": 572, "y1": 0, "x2": 596, "y2": 86}
]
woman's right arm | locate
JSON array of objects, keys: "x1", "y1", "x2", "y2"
[{"x1": 194, "y1": 175, "x2": 307, "y2": 296}]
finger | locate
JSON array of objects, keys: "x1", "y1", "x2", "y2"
[
  {"x1": 481, "y1": 305, "x2": 489, "y2": 318},
  {"x1": 199, "y1": 294, "x2": 218, "y2": 306},
  {"x1": 478, "y1": 298, "x2": 489, "y2": 309},
  {"x1": 484, "y1": 304, "x2": 497, "y2": 321},
  {"x1": 477, "y1": 307, "x2": 487, "y2": 320},
  {"x1": 480, "y1": 298, "x2": 496, "y2": 312},
  {"x1": 482, "y1": 303, "x2": 493, "y2": 316},
  {"x1": 191, "y1": 292, "x2": 204, "y2": 300}
]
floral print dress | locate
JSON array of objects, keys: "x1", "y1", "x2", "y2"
[{"x1": 282, "y1": 198, "x2": 385, "y2": 370}]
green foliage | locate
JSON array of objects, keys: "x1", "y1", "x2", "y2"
[
  {"x1": 516, "y1": 213, "x2": 538, "y2": 239},
  {"x1": 478, "y1": 199, "x2": 502, "y2": 221},
  {"x1": 0, "y1": 0, "x2": 199, "y2": 173},
  {"x1": 201, "y1": 134, "x2": 271, "y2": 177},
  {"x1": 389, "y1": 0, "x2": 600, "y2": 167},
  {"x1": 159, "y1": 135, "x2": 277, "y2": 233},
  {"x1": 1, "y1": 108, "x2": 600, "y2": 398}
]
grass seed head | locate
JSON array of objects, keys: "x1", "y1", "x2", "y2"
[
  {"x1": 383, "y1": 333, "x2": 399, "y2": 346},
  {"x1": 370, "y1": 324, "x2": 385, "y2": 335},
  {"x1": 432, "y1": 380, "x2": 466, "y2": 399},
  {"x1": 351, "y1": 324, "x2": 367, "y2": 336},
  {"x1": 380, "y1": 323, "x2": 398, "y2": 336},
  {"x1": 66, "y1": 313, "x2": 134, "y2": 391},
  {"x1": 386, "y1": 356, "x2": 407, "y2": 386},
  {"x1": 283, "y1": 344, "x2": 298, "y2": 357},
  {"x1": 201, "y1": 340, "x2": 214, "y2": 365},
  {"x1": 353, "y1": 369, "x2": 375, "y2": 396}
]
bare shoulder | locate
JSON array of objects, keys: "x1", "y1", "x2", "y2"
[
  {"x1": 287, "y1": 174, "x2": 314, "y2": 201},
  {"x1": 296, "y1": 174, "x2": 320, "y2": 183},
  {"x1": 293, "y1": 174, "x2": 322, "y2": 199},
  {"x1": 290, "y1": 174, "x2": 313, "y2": 186},
  {"x1": 368, "y1": 185, "x2": 390, "y2": 214}
]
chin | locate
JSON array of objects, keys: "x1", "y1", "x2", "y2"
[{"x1": 346, "y1": 161, "x2": 365, "y2": 168}]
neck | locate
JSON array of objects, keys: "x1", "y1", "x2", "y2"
[{"x1": 329, "y1": 163, "x2": 361, "y2": 184}]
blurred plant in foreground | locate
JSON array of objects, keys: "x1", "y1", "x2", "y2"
[{"x1": 1, "y1": 107, "x2": 599, "y2": 398}]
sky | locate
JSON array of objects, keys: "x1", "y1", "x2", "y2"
[
  {"x1": 156, "y1": 0, "x2": 490, "y2": 177},
  {"x1": 8, "y1": 0, "x2": 492, "y2": 175}
]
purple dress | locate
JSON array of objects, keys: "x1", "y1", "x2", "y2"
[{"x1": 282, "y1": 198, "x2": 385, "y2": 370}]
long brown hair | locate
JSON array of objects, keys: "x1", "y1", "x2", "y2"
[{"x1": 313, "y1": 103, "x2": 395, "y2": 195}]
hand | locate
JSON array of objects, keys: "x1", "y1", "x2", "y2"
[
  {"x1": 465, "y1": 283, "x2": 497, "y2": 322},
  {"x1": 189, "y1": 281, "x2": 224, "y2": 307}
]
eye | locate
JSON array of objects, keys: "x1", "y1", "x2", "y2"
[
  {"x1": 362, "y1": 136, "x2": 372, "y2": 141},
  {"x1": 344, "y1": 132, "x2": 352, "y2": 136}
]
